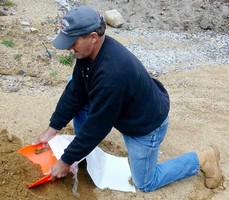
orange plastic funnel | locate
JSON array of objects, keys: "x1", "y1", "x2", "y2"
[
  {"x1": 18, "y1": 143, "x2": 57, "y2": 188},
  {"x1": 27, "y1": 174, "x2": 52, "y2": 188},
  {"x1": 18, "y1": 143, "x2": 57, "y2": 174}
]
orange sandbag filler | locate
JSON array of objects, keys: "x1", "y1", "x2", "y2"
[{"x1": 18, "y1": 143, "x2": 57, "y2": 188}]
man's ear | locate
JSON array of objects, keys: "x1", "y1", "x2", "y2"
[{"x1": 90, "y1": 32, "x2": 99, "y2": 44}]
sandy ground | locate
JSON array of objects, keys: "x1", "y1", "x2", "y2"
[
  {"x1": 0, "y1": 0, "x2": 229, "y2": 199},
  {"x1": 1, "y1": 66, "x2": 228, "y2": 200}
]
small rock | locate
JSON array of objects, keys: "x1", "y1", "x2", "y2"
[
  {"x1": 7, "y1": 134, "x2": 13, "y2": 142},
  {"x1": 0, "y1": 10, "x2": 7, "y2": 16},
  {"x1": 30, "y1": 27, "x2": 38, "y2": 33},
  {"x1": 20, "y1": 21, "x2": 31, "y2": 26},
  {"x1": 7, "y1": 86, "x2": 20, "y2": 93},
  {"x1": 104, "y1": 9, "x2": 125, "y2": 28},
  {"x1": 200, "y1": 17, "x2": 213, "y2": 30},
  {"x1": 18, "y1": 69, "x2": 25, "y2": 76}
]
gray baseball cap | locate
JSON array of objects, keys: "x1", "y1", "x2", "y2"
[{"x1": 52, "y1": 6, "x2": 101, "y2": 50}]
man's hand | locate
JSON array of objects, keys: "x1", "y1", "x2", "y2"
[
  {"x1": 51, "y1": 159, "x2": 70, "y2": 179},
  {"x1": 33, "y1": 126, "x2": 57, "y2": 148}
]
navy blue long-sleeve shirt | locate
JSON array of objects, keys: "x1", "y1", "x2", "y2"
[{"x1": 49, "y1": 36, "x2": 170, "y2": 165}]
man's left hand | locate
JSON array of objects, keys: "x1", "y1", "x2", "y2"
[{"x1": 51, "y1": 159, "x2": 70, "y2": 179}]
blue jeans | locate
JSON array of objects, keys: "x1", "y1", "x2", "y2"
[
  {"x1": 123, "y1": 116, "x2": 199, "y2": 192},
  {"x1": 73, "y1": 105, "x2": 89, "y2": 134}
]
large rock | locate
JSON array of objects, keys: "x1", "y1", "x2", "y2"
[{"x1": 104, "y1": 9, "x2": 125, "y2": 28}]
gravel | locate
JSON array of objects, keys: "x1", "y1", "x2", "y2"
[
  {"x1": 118, "y1": 29, "x2": 229, "y2": 75},
  {"x1": 55, "y1": 0, "x2": 229, "y2": 76}
]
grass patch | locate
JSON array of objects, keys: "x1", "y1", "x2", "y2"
[
  {"x1": 13, "y1": 53, "x2": 22, "y2": 61},
  {"x1": 5, "y1": 0, "x2": 14, "y2": 7},
  {"x1": 2, "y1": 39, "x2": 14, "y2": 48},
  {"x1": 57, "y1": 53, "x2": 74, "y2": 66},
  {"x1": 49, "y1": 70, "x2": 58, "y2": 78}
]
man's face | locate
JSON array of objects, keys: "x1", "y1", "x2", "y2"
[{"x1": 67, "y1": 34, "x2": 94, "y2": 59}]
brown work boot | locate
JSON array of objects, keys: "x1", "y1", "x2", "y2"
[{"x1": 198, "y1": 146, "x2": 222, "y2": 189}]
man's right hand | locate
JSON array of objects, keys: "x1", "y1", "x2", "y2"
[{"x1": 33, "y1": 126, "x2": 58, "y2": 148}]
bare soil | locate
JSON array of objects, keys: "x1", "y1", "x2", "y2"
[{"x1": 0, "y1": 0, "x2": 228, "y2": 200}]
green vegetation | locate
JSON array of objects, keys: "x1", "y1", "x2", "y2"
[
  {"x1": 49, "y1": 70, "x2": 58, "y2": 77},
  {"x1": 2, "y1": 39, "x2": 14, "y2": 48},
  {"x1": 57, "y1": 53, "x2": 74, "y2": 66},
  {"x1": 6, "y1": 30, "x2": 13, "y2": 36},
  {"x1": 14, "y1": 53, "x2": 22, "y2": 61},
  {"x1": 126, "y1": 26, "x2": 134, "y2": 31},
  {"x1": 5, "y1": 0, "x2": 14, "y2": 7}
]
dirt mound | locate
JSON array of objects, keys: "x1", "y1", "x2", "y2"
[
  {"x1": 87, "y1": 0, "x2": 229, "y2": 33},
  {"x1": 0, "y1": 129, "x2": 97, "y2": 200}
]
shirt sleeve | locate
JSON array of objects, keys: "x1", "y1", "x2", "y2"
[
  {"x1": 49, "y1": 65, "x2": 89, "y2": 130},
  {"x1": 61, "y1": 85, "x2": 126, "y2": 165}
]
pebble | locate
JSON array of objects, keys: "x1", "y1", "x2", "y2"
[
  {"x1": 20, "y1": 21, "x2": 31, "y2": 26},
  {"x1": 200, "y1": 17, "x2": 213, "y2": 30},
  {"x1": 7, "y1": 86, "x2": 20, "y2": 93},
  {"x1": 0, "y1": 10, "x2": 7, "y2": 16},
  {"x1": 18, "y1": 69, "x2": 25, "y2": 76},
  {"x1": 30, "y1": 27, "x2": 38, "y2": 33},
  {"x1": 7, "y1": 134, "x2": 14, "y2": 142}
]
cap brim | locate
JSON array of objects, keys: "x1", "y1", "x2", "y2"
[{"x1": 52, "y1": 31, "x2": 77, "y2": 50}]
